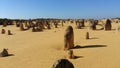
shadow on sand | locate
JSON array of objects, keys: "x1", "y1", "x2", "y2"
[
  {"x1": 8, "y1": 54, "x2": 14, "y2": 56},
  {"x1": 73, "y1": 45, "x2": 107, "y2": 49},
  {"x1": 0, "y1": 54, "x2": 14, "y2": 58},
  {"x1": 74, "y1": 56, "x2": 84, "y2": 59},
  {"x1": 89, "y1": 37, "x2": 99, "y2": 39}
]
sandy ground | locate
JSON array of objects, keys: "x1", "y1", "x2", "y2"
[{"x1": 0, "y1": 22, "x2": 120, "y2": 68}]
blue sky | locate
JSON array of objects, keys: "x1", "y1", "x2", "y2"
[{"x1": 0, "y1": 0, "x2": 120, "y2": 19}]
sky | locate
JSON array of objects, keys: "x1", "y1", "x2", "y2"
[{"x1": 0, "y1": 0, "x2": 120, "y2": 19}]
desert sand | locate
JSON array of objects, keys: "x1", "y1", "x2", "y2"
[{"x1": 0, "y1": 22, "x2": 120, "y2": 68}]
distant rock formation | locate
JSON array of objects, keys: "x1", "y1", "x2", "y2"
[
  {"x1": 86, "y1": 32, "x2": 89, "y2": 39},
  {"x1": 105, "y1": 19, "x2": 112, "y2": 30},
  {"x1": 1, "y1": 29, "x2": 5, "y2": 34},
  {"x1": 8, "y1": 30, "x2": 12, "y2": 35}
]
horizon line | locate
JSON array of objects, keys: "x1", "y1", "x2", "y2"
[{"x1": 1, "y1": 17, "x2": 120, "y2": 20}]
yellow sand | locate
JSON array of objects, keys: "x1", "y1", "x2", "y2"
[{"x1": 0, "y1": 23, "x2": 120, "y2": 68}]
